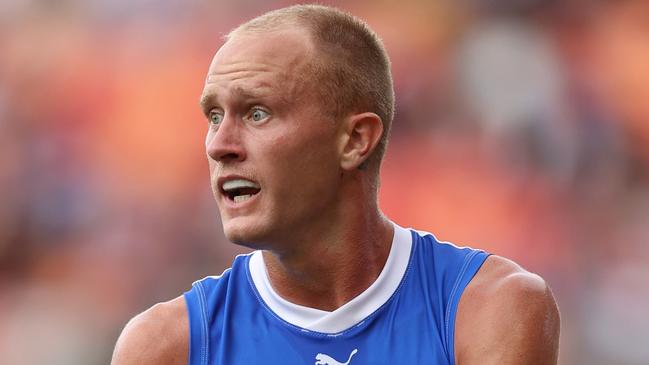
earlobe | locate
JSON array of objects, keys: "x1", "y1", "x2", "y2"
[{"x1": 339, "y1": 112, "x2": 383, "y2": 171}]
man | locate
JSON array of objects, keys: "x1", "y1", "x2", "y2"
[{"x1": 112, "y1": 5, "x2": 560, "y2": 364}]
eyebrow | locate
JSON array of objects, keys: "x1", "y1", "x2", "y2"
[{"x1": 199, "y1": 85, "x2": 272, "y2": 111}]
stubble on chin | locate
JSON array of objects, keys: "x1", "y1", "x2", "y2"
[{"x1": 221, "y1": 219, "x2": 269, "y2": 250}]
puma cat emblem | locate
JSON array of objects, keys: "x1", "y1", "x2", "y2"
[{"x1": 314, "y1": 349, "x2": 358, "y2": 365}]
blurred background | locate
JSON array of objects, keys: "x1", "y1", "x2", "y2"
[{"x1": 1, "y1": 0, "x2": 648, "y2": 364}]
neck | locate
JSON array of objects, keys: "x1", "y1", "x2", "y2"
[{"x1": 262, "y1": 192, "x2": 394, "y2": 312}]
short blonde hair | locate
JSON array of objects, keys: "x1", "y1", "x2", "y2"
[{"x1": 228, "y1": 4, "x2": 394, "y2": 172}]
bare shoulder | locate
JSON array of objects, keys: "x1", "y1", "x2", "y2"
[
  {"x1": 455, "y1": 255, "x2": 560, "y2": 365},
  {"x1": 111, "y1": 296, "x2": 189, "y2": 365}
]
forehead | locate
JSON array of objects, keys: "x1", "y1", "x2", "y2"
[
  {"x1": 214, "y1": 27, "x2": 313, "y2": 69},
  {"x1": 201, "y1": 28, "x2": 314, "y2": 103}
]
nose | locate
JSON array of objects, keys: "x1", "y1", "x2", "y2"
[{"x1": 205, "y1": 115, "x2": 246, "y2": 163}]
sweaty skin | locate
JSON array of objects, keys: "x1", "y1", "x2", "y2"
[{"x1": 111, "y1": 24, "x2": 560, "y2": 365}]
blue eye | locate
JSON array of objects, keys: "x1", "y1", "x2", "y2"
[
  {"x1": 250, "y1": 109, "x2": 269, "y2": 123},
  {"x1": 209, "y1": 110, "x2": 223, "y2": 125}
]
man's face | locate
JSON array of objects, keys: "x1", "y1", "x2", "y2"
[{"x1": 200, "y1": 28, "x2": 343, "y2": 248}]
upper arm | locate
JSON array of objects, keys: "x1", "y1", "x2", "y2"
[
  {"x1": 454, "y1": 255, "x2": 560, "y2": 365},
  {"x1": 111, "y1": 296, "x2": 189, "y2": 365}
]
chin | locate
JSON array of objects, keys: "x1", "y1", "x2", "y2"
[{"x1": 222, "y1": 218, "x2": 270, "y2": 249}]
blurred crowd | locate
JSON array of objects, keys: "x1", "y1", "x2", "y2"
[{"x1": 1, "y1": 1, "x2": 648, "y2": 364}]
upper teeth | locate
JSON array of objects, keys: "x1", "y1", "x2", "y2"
[{"x1": 222, "y1": 179, "x2": 260, "y2": 192}]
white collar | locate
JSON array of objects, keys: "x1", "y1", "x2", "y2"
[{"x1": 248, "y1": 222, "x2": 412, "y2": 334}]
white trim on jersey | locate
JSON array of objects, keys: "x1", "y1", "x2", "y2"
[{"x1": 248, "y1": 222, "x2": 413, "y2": 334}]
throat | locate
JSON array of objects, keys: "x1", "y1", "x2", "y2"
[{"x1": 260, "y1": 235, "x2": 392, "y2": 311}]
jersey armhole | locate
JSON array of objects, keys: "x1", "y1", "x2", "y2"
[
  {"x1": 184, "y1": 281, "x2": 209, "y2": 365},
  {"x1": 445, "y1": 250, "x2": 490, "y2": 365}
]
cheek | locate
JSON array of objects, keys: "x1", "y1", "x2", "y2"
[
  {"x1": 272, "y1": 133, "x2": 340, "y2": 197},
  {"x1": 254, "y1": 119, "x2": 341, "y2": 197},
  {"x1": 273, "y1": 127, "x2": 337, "y2": 166}
]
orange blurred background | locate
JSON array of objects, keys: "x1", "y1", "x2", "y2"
[{"x1": 1, "y1": 1, "x2": 648, "y2": 364}]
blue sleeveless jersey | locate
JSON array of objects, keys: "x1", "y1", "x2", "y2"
[{"x1": 184, "y1": 226, "x2": 489, "y2": 365}]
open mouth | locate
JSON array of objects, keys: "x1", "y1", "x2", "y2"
[{"x1": 221, "y1": 178, "x2": 261, "y2": 203}]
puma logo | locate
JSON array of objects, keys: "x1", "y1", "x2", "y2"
[{"x1": 314, "y1": 348, "x2": 358, "y2": 365}]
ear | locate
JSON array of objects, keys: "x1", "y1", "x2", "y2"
[{"x1": 338, "y1": 112, "x2": 384, "y2": 171}]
